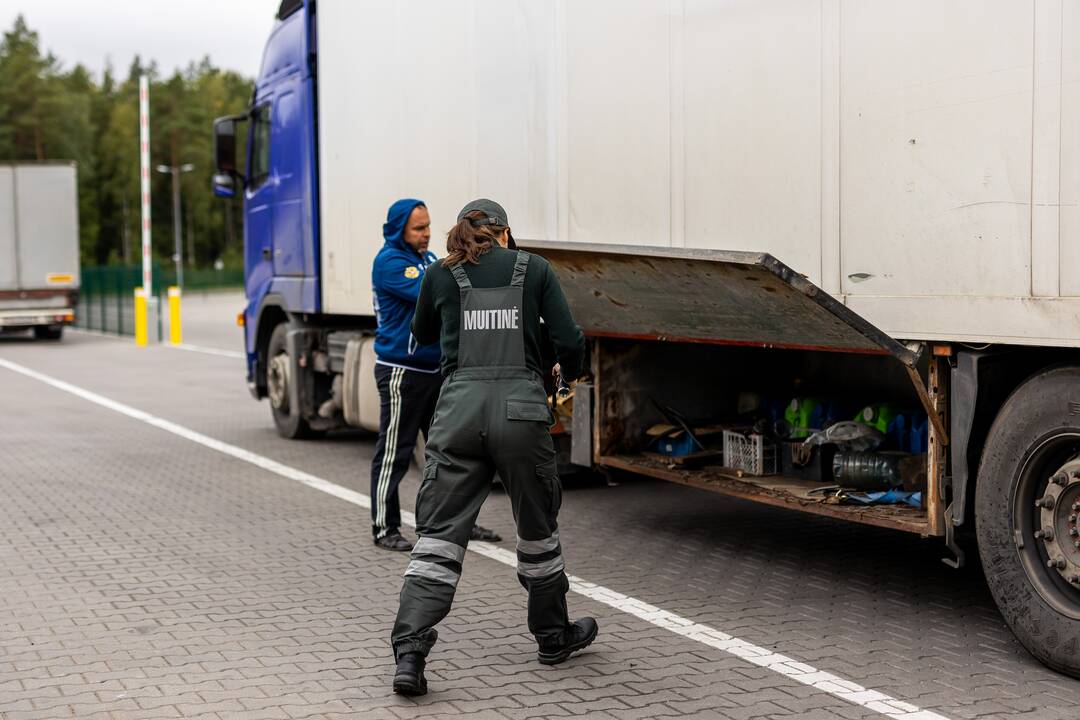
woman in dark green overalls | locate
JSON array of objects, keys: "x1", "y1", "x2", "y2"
[{"x1": 390, "y1": 199, "x2": 597, "y2": 696}]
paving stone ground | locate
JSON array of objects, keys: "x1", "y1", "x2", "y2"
[{"x1": 2, "y1": 295, "x2": 1080, "y2": 719}]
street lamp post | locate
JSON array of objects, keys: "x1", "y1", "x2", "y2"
[{"x1": 156, "y1": 163, "x2": 195, "y2": 288}]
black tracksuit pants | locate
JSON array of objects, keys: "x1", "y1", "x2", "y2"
[{"x1": 370, "y1": 363, "x2": 442, "y2": 539}]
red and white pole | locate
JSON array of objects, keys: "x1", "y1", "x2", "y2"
[
  {"x1": 136, "y1": 75, "x2": 153, "y2": 345},
  {"x1": 139, "y1": 75, "x2": 152, "y2": 298}
]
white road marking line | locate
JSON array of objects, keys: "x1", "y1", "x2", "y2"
[
  {"x1": 0, "y1": 356, "x2": 949, "y2": 720},
  {"x1": 172, "y1": 343, "x2": 245, "y2": 359}
]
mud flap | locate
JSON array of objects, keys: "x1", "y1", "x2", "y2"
[{"x1": 286, "y1": 327, "x2": 320, "y2": 424}]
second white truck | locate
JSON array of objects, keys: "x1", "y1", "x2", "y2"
[{"x1": 0, "y1": 162, "x2": 80, "y2": 340}]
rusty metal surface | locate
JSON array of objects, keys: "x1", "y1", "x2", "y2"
[
  {"x1": 519, "y1": 240, "x2": 920, "y2": 366},
  {"x1": 601, "y1": 454, "x2": 932, "y2": 536},
  {"x1": 905, "y1": 365, "x2": 950, "y2": 447},
  {"x1": 926, "y1": 357, "x2": 949, "y2": 537}
]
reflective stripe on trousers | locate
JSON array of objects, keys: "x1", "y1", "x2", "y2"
[
  {"x1": 403, "y1": 537, "x2": 468, "y2": 588},
  {"x1": 517, "y1": 531, "x2": 564, "y2": 578}
]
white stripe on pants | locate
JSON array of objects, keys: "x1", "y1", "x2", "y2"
[{"x1": 374, "y1": 366, "x2": 404, "y2": 533}]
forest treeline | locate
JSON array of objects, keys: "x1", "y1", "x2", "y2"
[{"x1": 0, "y1": 15, "x2": 253, "y2": 268}]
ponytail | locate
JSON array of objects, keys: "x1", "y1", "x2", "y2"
[{"x1": 445, "y1": 211, "x2": 506, "y2": 266}]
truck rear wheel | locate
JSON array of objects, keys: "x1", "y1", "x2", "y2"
[
  {"x1": 266, "y1": 323, "x2": 318, "y2": 439},
  {"x1": 33, "y1": 325, "x2": 63, "y2": 341},
  {"x1": 976, "y1": 365, "x2": 1080, "y2": 677}
]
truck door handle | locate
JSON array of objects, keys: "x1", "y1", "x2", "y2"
[{"x1": 262, "y1": 247, "x2": 272, "y2": 260}]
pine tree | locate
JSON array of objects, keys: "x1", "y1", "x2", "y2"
[{"x1": 0, "y1": 16, "x2": 254, "y2": 269}]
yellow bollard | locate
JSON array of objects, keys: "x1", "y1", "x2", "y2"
[
  {"x1": 134, "y1": 287, "x2": 148, "y2": 347},
  {"x1": 168, "y1": 286, "x2": 182, "y2": 345}
]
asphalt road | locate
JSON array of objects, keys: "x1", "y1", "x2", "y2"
[{"x1": 1, "y1": 292, "x2": 1078, "y2": 720}]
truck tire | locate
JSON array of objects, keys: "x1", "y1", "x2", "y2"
[
  {"x1": 33, "y1": 325, "x2": 63, "y2": 341},
  {"x1": 266, "y1": 323, "x2": 318, "y2": 439},
  {"x1": 976, "y1": 365, "x2": 1080, "y2": 678}
]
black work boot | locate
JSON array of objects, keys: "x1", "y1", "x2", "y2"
[
  {"x1": 392, "y1": 652, "x2": 427, "y2": 696},
  {"x1": 537, "y1": 617, "x2": 598, "y2": 666}
]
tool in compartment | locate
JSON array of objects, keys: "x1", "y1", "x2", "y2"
[
  {"x1": 649, "y1": 398, "x2": 706, "y2": 452},
  {"x1": 555, "y1": 370, "x2": 572, "y2": 400}
]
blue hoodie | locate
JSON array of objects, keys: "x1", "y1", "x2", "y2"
[{"x1": 372, "y1": 199, "x2": 441, "y2": 371}]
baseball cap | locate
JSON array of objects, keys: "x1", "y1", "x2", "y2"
[{"x1": 457, "y1": 198, "x2": 509, "y2": 228}]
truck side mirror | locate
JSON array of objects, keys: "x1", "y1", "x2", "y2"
[
  {"x1": 212, "y1": 173, "x2": 235, "y2": 198},
  {"x1": 213, "y1": 116, "x2": 239, "y2": 173},
  {"x1": 213, "y1": 113, "x2": 248, "y2": 197}
]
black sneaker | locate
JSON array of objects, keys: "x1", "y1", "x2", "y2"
[
  {"x1": 392, "y1": 652, "x2": 427, "y2": 696},
  {"x1": 470, "y1": 524, "x2": 502, "y2": 541},
  {"x1": 374, "y1": 532, "x2": 413, "y2": 552},
  {"x1": 537, "y1": 617, "x2": 598, "y2": 666}
]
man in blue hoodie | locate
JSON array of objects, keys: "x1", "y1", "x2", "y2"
[
  {"x1": 370, "y1": 199, "x2": 500, "y2": 550},
  {"x1": 371, "y1": 199, "x2": 442, "y2": 550}
]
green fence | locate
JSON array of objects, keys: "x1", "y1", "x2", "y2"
[
  {"x1": 159, "y1": 267, "x2": 245, "y2": 292},
  {"x1": 76, "y1": 265, "x2": 244, "y2": 338}
]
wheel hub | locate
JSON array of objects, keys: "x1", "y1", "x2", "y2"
[
  {"x1": 268, "y1": 352, "x2": 291, "y2": 411},
  {"x1": 1036, "y1": 459, "x2": 1080, "y2": 586}
]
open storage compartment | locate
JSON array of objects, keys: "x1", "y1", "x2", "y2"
[
  {"x1": 521, "y1": 240, "x2": 949, "y2": 538},
  {"x1": 592, "y1": 339, "x2": 941, "y2": 535}
]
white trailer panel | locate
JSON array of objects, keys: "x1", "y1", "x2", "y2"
[
  {"x1": 0, "y1": 167, "x2": 17, "y2": 291},
  {"x1": 317, "y1": 1, "x2": 554, "y2": 316},
  {"x1": 564, "y1": 1, "x2": 670, "y2": 248},
  {"x1": 13, "y1": 164, "x2": 80, "y2": 289},
  {"x1": 317, "y1": 0, "x2": 1080, "y2": 346},
  {"x1": 840, "y1": 1, "x2": 1034, "y2": 299},
  {"x1": 1056, "y1": 1, "x2": 1080, "y2": 296},
  {"x1": 0, "y1": 163, "x2": 79, "y2": 292},
  {"x1": 683, "y1": 0, "x2": 825, "y2": 275}
]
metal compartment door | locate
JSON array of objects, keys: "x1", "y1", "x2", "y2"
[{"x1": 518, "y1": 241, "x2": 919, "y2": 367}]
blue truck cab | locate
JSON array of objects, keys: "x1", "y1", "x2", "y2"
[{"x1": 213, "y1": 0, "x2": 324, "y2": 421}]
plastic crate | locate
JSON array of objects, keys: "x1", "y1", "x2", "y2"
[{"x1": 723, "y1": 430, "x2": 778, "y2": 476}]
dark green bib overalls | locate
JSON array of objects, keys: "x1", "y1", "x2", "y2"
[{"x1": 391, "y1": 251, "x2": 571, "y2": 659}]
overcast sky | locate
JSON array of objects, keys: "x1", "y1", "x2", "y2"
[{"x1": 3, "y1": 0, "x2": 278, "y2": 79}]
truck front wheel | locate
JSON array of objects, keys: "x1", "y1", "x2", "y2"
[
  {"x1": 266, "y1": 323, "x2": 318, "y2": 439},
  {"x1": 976, "y1": 365, "x2": 1080, "y2": 677}
]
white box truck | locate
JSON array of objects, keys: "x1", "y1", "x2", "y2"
[
  {"x1": 215, "y1": 0, "x2": 1080, "y2": 676},
  {"x1": 0, "y1": 162, "x2": 80, "y2": 340}
]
